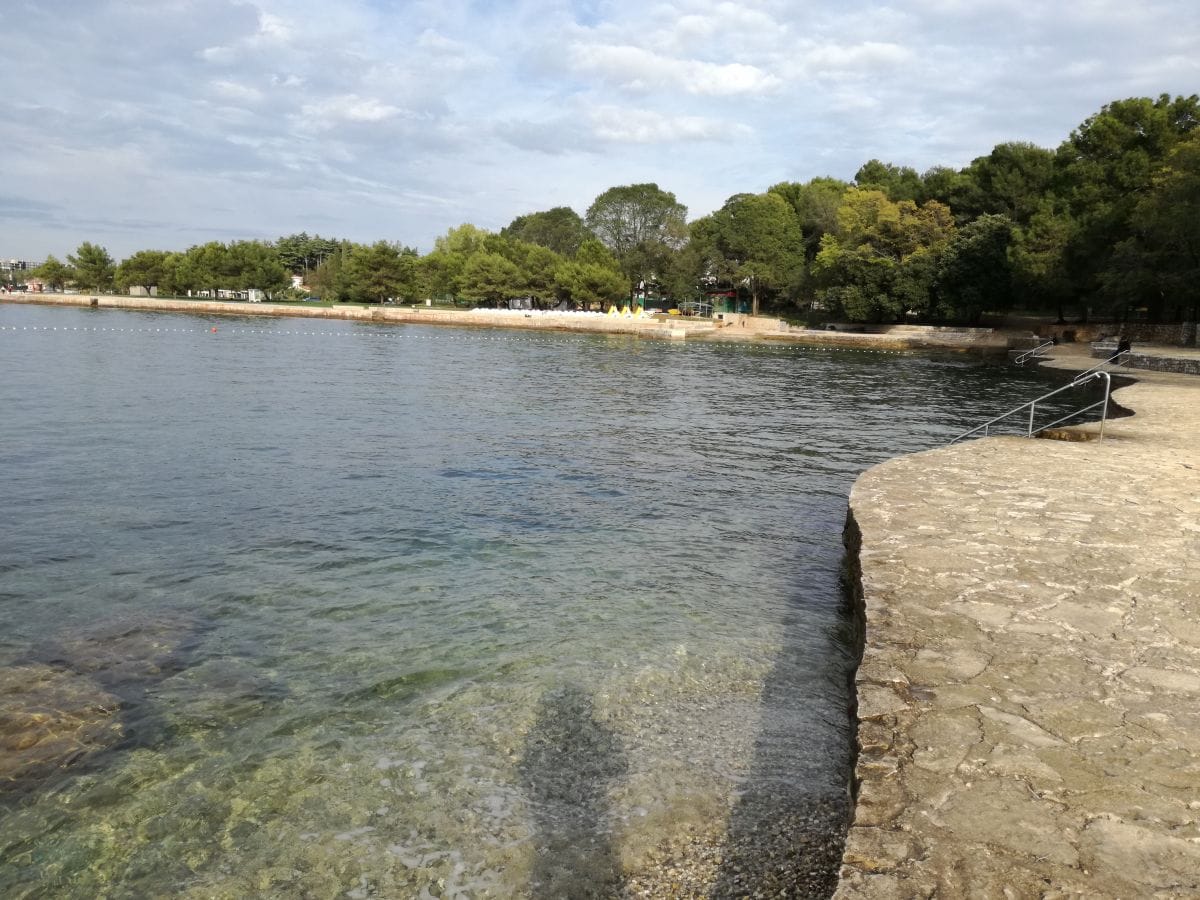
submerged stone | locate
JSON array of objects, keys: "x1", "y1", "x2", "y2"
[
  {"x1": 42, "y1": 615, "x2": 197, "y2": 690},
  {"x1": 0, "y1": 663, "x2": 123, "y2": 791}
]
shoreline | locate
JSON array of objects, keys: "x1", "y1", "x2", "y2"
[
  {"x1": 1, "y1": 293, "x2": 1021, "y2": 355},
  {"x1": 835, "y1": 349, "x2": 1200, "y2": 896}
]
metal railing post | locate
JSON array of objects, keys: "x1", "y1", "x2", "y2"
[
  {"x1": 1028, "y1": 402, "x2": 1036, "y2": 436},
  {"x1": 1097, "y1": 372, "x2": 1111, "y2": 442}
]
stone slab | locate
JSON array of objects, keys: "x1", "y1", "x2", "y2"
[{"x1": 836, "y1": 351, "x2": 1200, "y2": 898}]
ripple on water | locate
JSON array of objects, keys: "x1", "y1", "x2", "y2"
[{"x1": 0, "y1": 304, "x2": 1092, "y2": 897}]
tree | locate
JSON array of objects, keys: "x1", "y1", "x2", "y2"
[
  {"x1": 32, "y1": 255, "x2": 72, "y2": 290},
  {"x1": 458, "y1": 252, "x2": 521, "y2": 305},
  {"x1": 699, "y1": 192, "x2": 805, "y2": 315},
  {"x1": 575, "y1": 238, "x2": 622, "y2": 273},
  {"x1": 1057, "y1": 94, "x2": 1200, "y2": 312},
  {"x1": 227, "y1": 240, "x2": 290, "y2": 296},
  {"x1": 1102, "y1": 131, "x2": 1200, "y2": 323},
  {"x1": 585, "y1": 183, "x2": 688, "y2": 288},
  {"x1": 769, "y1": 177, "x2": 849, "y2": 263},
  {"x1": 812, "y1": 189, "x2": 955, "y2": 322},
  {"x1": 1010, "y1": 202, "x2": 1076, "y2": 321},
  {"x1": 175, "y1": 242, "x2": 231, "y2": 296},
  {"x1": 553, "y1": 261, "x2": 628, "y2": 309},
  {"x1": 67, "y1": 242, "x2": 115, "y2": 291},
  {"x1": 508, "y1": 241, "x2": 563, "y2": 302},
  {"x1": 854, "y1": 160, "x2": 922, "y2": 201},
  {"x1": 934, "y1": 214, "x2": 1015, "y2": 323},
  {"x1": 339, "y1": 241, "x2": 419, "y2": 303},
  {"x1": 917, "y1": 166, "x2": 971, "y2": 209},
  {"x1": 950, "y1": 142, "x2": 1057, "y2": 227},
  {"x1": 308, "y1": 246, "x2": 351, "y2": 300},
  {"x1": 115, "y1": 250, "x2": 173, "y2": 295},
  {"x1": 421, "y1": 224, "x2": 492, "y2": 301},
  {"x1": 501, "y1": 207, "x2": 590, "y2": 257},
  {"x1": 276, "y1": 232, "x2": 341, "y2": 276}
]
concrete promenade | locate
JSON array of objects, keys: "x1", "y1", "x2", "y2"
[{"x1": 836, "y1": 346, "x2": 1200, "y2": 897}]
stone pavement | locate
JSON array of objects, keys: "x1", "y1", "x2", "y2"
[{"x1": 835, "y1": 348, "x2": 1200, "y2": 898}]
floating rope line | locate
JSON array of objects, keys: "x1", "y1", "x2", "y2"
[{"x1": 0, "y1": 323, "x2": 908, "y2": 355}]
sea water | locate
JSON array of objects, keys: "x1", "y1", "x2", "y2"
[{"x1": 0, "y1": 303, "x2": 1091, "y2": 897}]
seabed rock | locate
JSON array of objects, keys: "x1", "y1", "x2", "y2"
[{"x1": 0, "y1": 663, "x2": 123, "y2": 792}]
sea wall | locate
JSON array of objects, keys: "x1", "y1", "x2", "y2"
[
  {"x1": 3, "y1": 293, "x2": 1016, "y2": 354},
  {"x1": 0, "y1": 293, "x2": 708, "y2": 339},
  {"x1": 1036, "y1": 320, "x2": 1199, "y2": 347},
  {"x1": 834, "y1": 366, "x2": 1200, "y2": 897}
]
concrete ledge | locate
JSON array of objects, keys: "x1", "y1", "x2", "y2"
[{"x1": 835, "y1": 355, "x2": 1200, "y2": 897}]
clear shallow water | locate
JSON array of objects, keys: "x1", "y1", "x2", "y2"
[{"x1": 0, "y1": 304, "x2": 1088, "y2": 897}]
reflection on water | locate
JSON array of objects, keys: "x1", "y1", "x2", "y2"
[{"x1": 0, "y1": 303, "x2": 1087, "y2": 897}]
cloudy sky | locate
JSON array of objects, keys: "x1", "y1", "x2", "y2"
[{"x1": 4, "y1": 0, "x2": 1197, "y2": 261}]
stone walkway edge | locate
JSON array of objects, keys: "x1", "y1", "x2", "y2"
[{"x1": 833, "y1": 350, "x2": 1200, "y2": 898}]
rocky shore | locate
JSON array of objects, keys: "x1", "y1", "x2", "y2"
[{"x1": 836, "y1": 349, "x2": 1200, "y2": 897}]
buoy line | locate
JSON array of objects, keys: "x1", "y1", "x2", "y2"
[{"x1": 0, "y1": 323, "x2": 907, "y2": 355}]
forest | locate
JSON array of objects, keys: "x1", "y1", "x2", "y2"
[{"x1": 24, "y1": 94, "x2": 1200, "y2": 326}]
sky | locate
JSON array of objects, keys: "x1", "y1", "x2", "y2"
[{"x1": 3, "y1": 0, "x2": 1198, "y2": 262}]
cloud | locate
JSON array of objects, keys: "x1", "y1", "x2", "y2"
[
  {"x1": 299, "y1": 95, "x2": 409, "y2": 127},
  {"x1": 569, "y1": 42, "x2": 781, "y2": 96},
  {"x1": 788, "y1": 41, "x2": 916, "y2": 78},
  {"x1": 211, "y1": 79, "x2": 265, "y2": 103},
  {"x1": 1, "y1": 0, "x2": 1198, "y2": 259},
  {"x1": 589, "y1": 106, "x2": 751, "y2": 144}
]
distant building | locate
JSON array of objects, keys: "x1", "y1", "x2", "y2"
[{"x1": 2, "y1": 258, "x2": 41, "y2": 280}]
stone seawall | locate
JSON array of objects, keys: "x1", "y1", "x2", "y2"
[
  {"x1": 3, "y1": 294, "x2": 1016, "y2": 353},
  {"x1": 0, "y1": 293, "x2": 710, "y2": 339},
  {"x1": 834, "y1": 357, "x2": 1200, "y2": 897}
]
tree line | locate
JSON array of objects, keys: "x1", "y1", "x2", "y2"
[{"x1": 23, "y1": 94, "x2": 1200, "y2": 325}]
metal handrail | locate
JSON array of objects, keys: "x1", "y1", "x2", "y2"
[
  {"x1": 1013, "y1": 340, "x2": 1056, "y2": 365},
  {"x1": 1073, "y1": 349, "x2": 1129, "y2": 382},
  {"x1": 950, "y1": 371, "x2": 1112, "y2": 444}
]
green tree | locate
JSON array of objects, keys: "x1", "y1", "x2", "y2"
[
  {"x1": 854, "y1": 160, "x2": 922, "y2": 201},
  {"x1": 698, "y1": 192, "x2": 805, "y2": 315},
  {"x1": 32, "y1": 254, "x2": 72, "y2": 290},
  {"x1": 933, "y1": 214, "x2": 1015, "y2": 323},
  {"x1": 951, "y1": 142, "x2": 1057, "y2": 226},
  {"x1": 501, "y1": 207, "x2": 590, "y2": 257},
  {"x1": 508, "y1": 241, "x2": 563, "y2": 302},
  {"x1": 276, "y1": 232, "x2": 341, "y2": 276},
  {"x1": 67, "y1": 242, "x2": 115, "y2": 291},
  {"x1": 585, "y1": 183, "x2": 688, "y2": 288},
  {"x1": 340, "y1": 241, "x2": 419, "y2": 303},
  {"x1": 812, "y1": 189, "x2": 955, "y2": 322},
  {"x1": 458, "y1": 251, "x2": 521, "y2": 305},
  {"x1": 175, "y1": 242, "x2": 231, "y2": 296},
  {"x1": 227, "y1": 240, "x2": 290, "y2": 296},
  {"x1": 768, "y1": 177, "x2": 849, "y2": 263},
  {"x1": 1057, "y1": 94, "x2": 1200, "y2": 313},
  {"x1": 308, "y1": 245, "x2": 353, "y2": 300},
  {"x1": 575, "y1": 238, "x2": 622, "y2": 273},
  {"x1": 553, "y1": 261, "x2": 628, "y2": 309},
  {"x1": 115, "y1": 250, "x2": 172, "y2": 294},
  {"x1": 421, "y1": 224, "x2": 491, "y2": 301},
  {"x1": 1103, "y1": 132, "x2": 1200, "y2": 323},
  {"x1": 1010, "y1": 202, "x2": 1076, "y2": 321}
]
